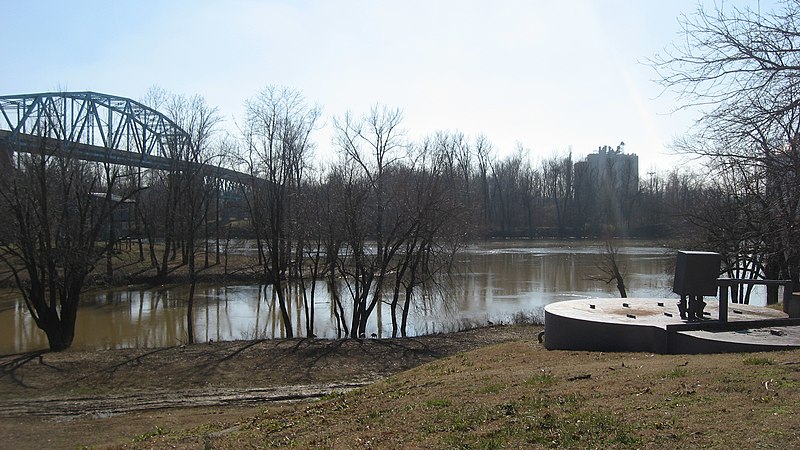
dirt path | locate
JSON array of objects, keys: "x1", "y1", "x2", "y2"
[
  {"x1": 0, "y1": 325, "x2": 537, "y2": 449},
  {"x1": 0, "y1": 382, "x2": 369, "y2": 418}
]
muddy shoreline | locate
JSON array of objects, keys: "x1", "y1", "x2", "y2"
[
  {"x1": 0, "y1": 324, "x2": 537, "y2": 448},
  {"x1": 0, "y1": 325, "x2": 537, "y2": 414}
]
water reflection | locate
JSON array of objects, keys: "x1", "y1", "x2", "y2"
[{"x1": 0, "y1": 241, "x2": 676, "y2": 353}]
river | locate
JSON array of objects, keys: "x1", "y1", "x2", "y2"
[{"x1": 0, "y1": 240, "x2": 677, "y2": 353}]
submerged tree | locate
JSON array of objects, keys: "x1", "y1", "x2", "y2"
[
  {"x1": 240, "y1": 85, "x2": 320, "y2": 338},
  {"x1": 590, "y1": 239, "x2": 628, "y2": 298},
  {"x1": 164, "y1": 92, "x2": 222, "y2": 344},
  {"x1": 333, "y1": 104, "x2": 409, "y2": 338},
  {"x1": 134, "y1": 87, "x2": 222, "y2": 344},
  {"x1": 389, "y1": 138, "x2": 475, "y2": 336}
]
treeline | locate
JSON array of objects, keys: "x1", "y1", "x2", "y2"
[{"x1": 197, "y1": 92, "x2": 702, "y2": 243}]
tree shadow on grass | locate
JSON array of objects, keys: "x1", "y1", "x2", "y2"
[{"x1": 0, "y1": 349, "x2": 52, "y2": 388}]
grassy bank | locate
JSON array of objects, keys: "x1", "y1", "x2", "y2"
[{"x1": 130, "y1": 338, "x2": 800, "y2": 448}]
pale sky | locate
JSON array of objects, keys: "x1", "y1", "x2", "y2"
[{"x1": 1, "y1": 0, "x2": 775, "y2": 173}]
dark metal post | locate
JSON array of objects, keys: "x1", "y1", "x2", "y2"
[
  {"x1": 718, "y1": 280, "x2": 729, "y2": 323},
  {"x1": 767, "y1": 285, "x2": 779, "y2": 305}
]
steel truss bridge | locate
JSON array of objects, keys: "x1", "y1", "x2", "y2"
[{"x1": 0, "y1": 91, "x2": 249, "y2": 193}]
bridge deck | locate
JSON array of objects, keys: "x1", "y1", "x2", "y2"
[{"x1": 0, "y1": 130, "x2": 250, "y2": 184}]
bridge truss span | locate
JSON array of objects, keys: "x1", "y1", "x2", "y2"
[
  {"x1": 0, "y1": 91, "x2": 191, "y2": 161},
  {"x1": 0, "y1": 91, "x2": 251, "y2": 188}
]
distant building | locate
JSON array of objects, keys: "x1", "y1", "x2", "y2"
[
  {"x1": 575, "y1": 142, "x2": 638, "y2": 195},
  {"x1": 574, "y1": 142, "x2": 639, "y2": 234}
]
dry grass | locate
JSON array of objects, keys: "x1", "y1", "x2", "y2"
[{"x1": 131, "y1": 339, "x2": 800, "y2": 449}]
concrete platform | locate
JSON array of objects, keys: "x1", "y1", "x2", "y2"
[{"x1": 544, "y1": 298, "x2": 800, "y2": 354}]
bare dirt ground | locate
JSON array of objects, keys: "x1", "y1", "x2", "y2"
[{"x1": 0, "y1": 324, "x2": 536, "y2": 449}]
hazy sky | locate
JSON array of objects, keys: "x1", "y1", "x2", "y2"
[{"x1": 1, "y1": 0, "x2": 775, "y2": 172}]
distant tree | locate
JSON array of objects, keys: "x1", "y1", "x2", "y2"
[
  {"x1": 541, "y1": 151, "x2": 573, "y2": 238},
  {"x1": 489, "y1": 146, "x2": 537, "y2": 237},
  {"x1": 519, "y1": 153, "x2": 544, "y2": 238},
  {"x1": 428, "y1": 130, "x2": 476, "y2": 221},
  {"x1": 635, "y1": 169, "x2": 667, "y2": 236},
  {"x1": 473, "y1": 134, "x2": 495, "y2": 233}
]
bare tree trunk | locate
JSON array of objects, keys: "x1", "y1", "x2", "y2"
[
  {"x1": 591, "y1": 239, "x2": 627, "y2": 298},
  {"x1": 187, "y1": 268, "x2": 196, "y2": 344}
]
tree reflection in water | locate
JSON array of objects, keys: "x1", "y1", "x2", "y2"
[{"x1": 0, "y1": 241, "x2": 675, "y2": 353}]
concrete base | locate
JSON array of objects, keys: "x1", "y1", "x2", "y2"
[{"x1": 544, "y1": 298, "x2": 800, "y2": 354}]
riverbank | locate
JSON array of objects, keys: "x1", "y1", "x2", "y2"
[
  {"x1": 0, "y1": 244, "x2": 271, "y2": 291},
  {"x1": 0, "y1": 324, "x2": 534, "y2": 448},
  {"x1": 2, "y1": 324, "x2": 799, "y2": 448}
]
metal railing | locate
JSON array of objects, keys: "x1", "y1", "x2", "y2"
[{"x1": 716, "y1": 278, "x2": 793, "y2": 323}]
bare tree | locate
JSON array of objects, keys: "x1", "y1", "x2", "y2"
[
  {"x1": 473, "y1": 134, "x2": 494, "y2": 232},
  {"x1": 136, "y1": 87, "x2": 184, "y2": 281},
  {"x1": 164, "y1": 93, "x2": 222, "y2": 344},
  {"x1": 294, "y1": 171, "x2": 327, "y2": 337},
  {"x1": 0, "y1": 134, "x2": 134, "y2": 351},
  {"x1": 541, "y1": 151, "x2": 574, "y2": 238},
  {"x1": 332, "y1": 104, "x2": 407, "y2": 338},
  {"x1": 329, "y1": 157, "x2": 379, "y2": 338},
  {"x1": 652, "y1": 0, "x2": 800, "y2": 290},
  {"x1": 319, "y1": 165, "x2": 353, "y2": 337},
  {"x1": 387, "y1": 140, "x2": 473, "y2": 336},
  {"x1": 240, "y1": 86, "x2": 320, "y2": 338},
  {"x1": 590, "y1": 239, "x2": 628, "y2": 298}
]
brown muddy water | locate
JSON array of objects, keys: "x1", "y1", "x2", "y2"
[{"x1": 1, "y1": 241, "x2": 682, "y2": 353}]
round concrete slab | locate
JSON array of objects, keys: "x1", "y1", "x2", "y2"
[{"x1": 544, "y1": 298, "x2": 800, "y2": 354}]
